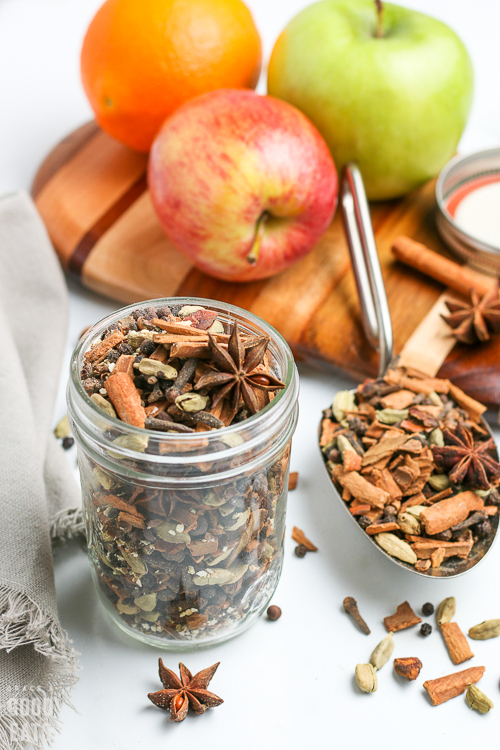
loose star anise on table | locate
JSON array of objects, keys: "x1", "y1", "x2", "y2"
[
  {"x1": 441, "y1": 282, "x2": 500, "y2": 344},
  {"x1": 148, "y1": 659, "x2": 223, "y2": 722},
  {"x1": 195, "y1": 321, "x2": 285, "y2": 421},
  {"x1": 431, "y1": 421, "x2": 500, "y2": 490}
]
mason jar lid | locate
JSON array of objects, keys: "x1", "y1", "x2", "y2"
[{"x1": 436, "y1": 147, "x2": 500, "y2": 275}]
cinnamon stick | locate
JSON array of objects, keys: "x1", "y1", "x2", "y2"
[
  {"x1": 419, "y1": 491, "x2": 483, "y2": 535},
  {"x1": 384, "y1": 601, "x2": 422, "y2": 632},
  {"x1": 392, "y1": 236, "x2": 493, "y2": 297},
  {"x1": 440, "y1": 622, "x2": 474, "y2": 665},
  {"x1": 424, "y1": 666, "x2": 485, "y2": 706},
  {"x1": 104, "y1": 371, "x2": 146, "y2": 428}
]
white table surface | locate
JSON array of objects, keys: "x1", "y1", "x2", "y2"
[{"x1": 1, "y1": 1, "x2": 500, "y2": 748}]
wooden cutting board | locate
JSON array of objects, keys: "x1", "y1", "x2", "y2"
[{"x1": 32, "y1": 121, "x2": 500, "y2": 409}]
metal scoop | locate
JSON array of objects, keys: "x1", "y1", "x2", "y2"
[{"x1": 319, "y1": 164, "x2": 499, "y2": 578}]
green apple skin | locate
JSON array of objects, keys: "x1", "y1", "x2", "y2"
[{"x1": 268, "y1": 0, "x2": 473, "y2": 200}]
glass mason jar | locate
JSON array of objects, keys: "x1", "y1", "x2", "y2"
[{"x1": 67, "y1": 298, "x2": 299, "y2": 649}]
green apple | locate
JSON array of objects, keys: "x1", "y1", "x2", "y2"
[{"x1": 268, "y1": 0, "x2": 473, "y2": 200}]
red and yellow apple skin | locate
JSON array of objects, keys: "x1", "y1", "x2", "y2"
[{"x1": 148, "y1": 89, "x2": 338, "y2": 282}]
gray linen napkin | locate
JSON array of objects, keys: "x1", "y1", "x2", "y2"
[{"x1": 0, "y1": 192, "x2": 82, "y2": 748}]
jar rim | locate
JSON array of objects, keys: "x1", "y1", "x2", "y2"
[{"x1": 68, "y1": 296, "x2": 299, "y2": 465}]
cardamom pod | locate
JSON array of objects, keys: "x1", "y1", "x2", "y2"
[
  {"x1": 428, "y1": 474, "x2": 451, "y2": 492},
  {"x1": 355, "y1": 663, "x2": 378, "y2": 693},
  {"x1": 137, "y1": 358, "x2": 177, "y2": 379},
  {"x1": 90, "y1": 392, "x2": 117, "y2": 418},
  {"x1": 337, "y1": 435, "x2": 354, "y2": 454},
  {"x1": 466, "y1": 683, "x2": 494, "y2": 713},
  {"x1": 375, "y1": 408, "x2": 408, "y2": 425},
  {"x1": 397, "y1": 512, "x2": 421, "y2": 536},
  {"x1": 375, "y1": 533, "x2": 418, "y2": 565},
  {"x1": 428, "y1": 391, "x2": 443, "y2": 407},
  {"x1": 436, "y1": 596, "x2": 456, "y2": 624},
  {"x1": 429, "y1": 428, "x2": 444, "y2": 447},
  {"x1": 370, "y1": 633, "x2": 394, "y2": 670},
  {"x1": 332, "y1": 390, "x2": 357, "y2": 423},
  {"x1": 134, "y1": 593, "x2": 157, "y2": 612},
  {"x1": 175, "y1": 392, "x2": 209, "y2": 412},
  {"x1": 468, "y1": 619, "x2": 500, "y2": 640},
  {"x1": 406, "y1": 505, "x2": 426, "y2": 518},
  {"x1": 54, "y1": 414, "x2": 71, "y2": 439}
]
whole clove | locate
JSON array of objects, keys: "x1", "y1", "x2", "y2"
[{"x1": 343, "y1": 596, "x2": 370, "y2": 635}]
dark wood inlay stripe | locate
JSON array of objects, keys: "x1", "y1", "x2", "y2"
[{"x1": 68, "y1": 173, "x2": 148, "y2": 276}]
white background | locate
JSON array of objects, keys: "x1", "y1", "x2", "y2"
[{"x1": 1, "y1": 1, "x2": 500, "y2": 748}]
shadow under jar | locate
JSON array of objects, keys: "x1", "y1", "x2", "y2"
[{"x1": 67, "y1": 298, "x2": 299, "y2": 649}]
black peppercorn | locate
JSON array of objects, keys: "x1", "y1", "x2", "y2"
[
  {"x1": 267, "y1": 605, "x2": 282, "y2": 621},
  {"x1": 62, "y1": 436, "x2": 74, "y2": 450},
  {"x1": 422, "y1": 602, "x2": 434, "y2": 617},
  {"x1": 294, "y1": 544, "x2": 307, "y2": 558},
  {"x1": 140, "y1": 339, "x2": 156, "y2": 356},
  {"x1": 420, "y1": 623, "x2": 432, "y2": 637},
  {"x1": 357, "y1": 515, "x2": 372, "y2": 530}
]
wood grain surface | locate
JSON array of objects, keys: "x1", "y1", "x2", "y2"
[{"x1": 32, "y1": 122, "x2": 500, "y2": 408}]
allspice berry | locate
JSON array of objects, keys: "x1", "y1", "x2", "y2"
[
  {"x1": 294, "y1": 544, "x2": 307, "y2": 558},
  {"x1": 267, "y1": 605, "x2": 282, "y2": 621},
  {"x1": 422, "y1": 602, "x2": 434, "y2": 617},
  {"x1": 420, "y1": 623, "x2": 432, "y2": 637}
]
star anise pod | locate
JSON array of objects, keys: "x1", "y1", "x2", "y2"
[
  {"x1": 148, "y1": 659, "x2": 223, "y2": 722},
  {"x1": 441, "y1": 282, "x2": 500, "y2": 344},
  {"x1": 431, "y1": 421, "x2": 500, "y2": 490},
  {"x1": 195, "y1": 322, "x2": 285, "y2": 421}
]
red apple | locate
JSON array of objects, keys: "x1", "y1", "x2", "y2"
[{"x1": 148, "y1": 89, "x2": 338, "y2": 282}]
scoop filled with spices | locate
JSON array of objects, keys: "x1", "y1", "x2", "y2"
[{"x1": 319, "y1": 165, "x2": 500, "y2": 578}]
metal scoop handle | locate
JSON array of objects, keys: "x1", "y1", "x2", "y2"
[{"x1": 340, "y1": 164, "x2": 393, "y2": 378}]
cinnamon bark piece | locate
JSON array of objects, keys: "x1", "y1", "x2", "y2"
[
  {"x1": 380, "y1": 390, "x2": 416, "y2": 410},
  {"x1": 349, "y1": 503, "x2": 372, "y2": 516},
  {"x1": 114, "y1": 354, "x2": 135, "y2": 378},
  {"x1": 291, "y1": 526, "x2": 318, "y2": 551},
  {"x1": 153, "y1": 333, "x2": 210, "y2": 345},
  {"x1": 104, "y1": 371, "x2": 146, "y2": 428},
  {"x1": 149, "y1": 345, "x2": 168, "y2": 362},
  {"x1": 440, "y1": 622, "x2": 474, "y2": 665},
  {"x1": 320, "y1": 419, "x2": 338, "y2": 448},
  {"x1": 384, "y1": 601, "x2": 422, "y2": 632},
  {"x1": 386, "y1": 371, "x2": 450, "y2": 395},
  {"x1": 96, "y1": 493, "x2": 144, "y2": 517},
  {"x1": 362, "y1": 436, "x2": 422, "y2": 467},
  {"x1": 288, "y1": 472, "x2": 299, "y2": 491},
  {"x1": 331, "y1": 466, "x2": 389, "y2": 509},
  {"x1": 365, "y1": 521, "x2": 399, "y2": 535},
  {"x1": 145, "y1": 399, "x2": 168, "y2": 417},
  {"x1": 84, "y1": 329, "x2": 124, "y2": 363},
  {"x1": 420, "y1": 492, "x2": 484, "y2": 535},
  {"x1": 411, "y1": 538, "x2": 473, "y2": 560},
  {"x1": 394, "y1": 657, "x2": 422, "y2": 681},
  {"x1": 448, "y1": 383, "x2": 487, "y2": 422},
  {"x1": 118, "y1": 511, "x2": 146, "y2": 529},
  {"x1": 424, "y1": 666, "x2": 485, "y2": 706},
  {"x1": 343, "y1": 450, "x2": 363, "y2": 472},
  {"x1": 152, "y1": 318, "x2": 209, "y2": 337},
  {"x1": 426, "y1": 487, "x2": 453, "y2": 504},
  {"x1": 415, "y1": 559, "x2": 431, "y2": 572},
  {"x1": 430, "y1": 547, "x2": 446, "y2": 568},
  {"x1": 170, "y1": 341, "x2": 212, "y2": 359},
  {"x1": 370, "y1": 468, "x2": 402, "y2": 500}
]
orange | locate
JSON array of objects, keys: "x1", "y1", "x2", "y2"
[{"x1": 81, "y1": 0, "x2": 262, "y2": 152}]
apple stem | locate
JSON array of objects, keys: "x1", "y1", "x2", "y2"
[
  {"x1": 375, "y1": 0, "x2": 384, "y2": 38},
  {"x1": 247, "y1": 211, "x2": 269, "y2": 265}
]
